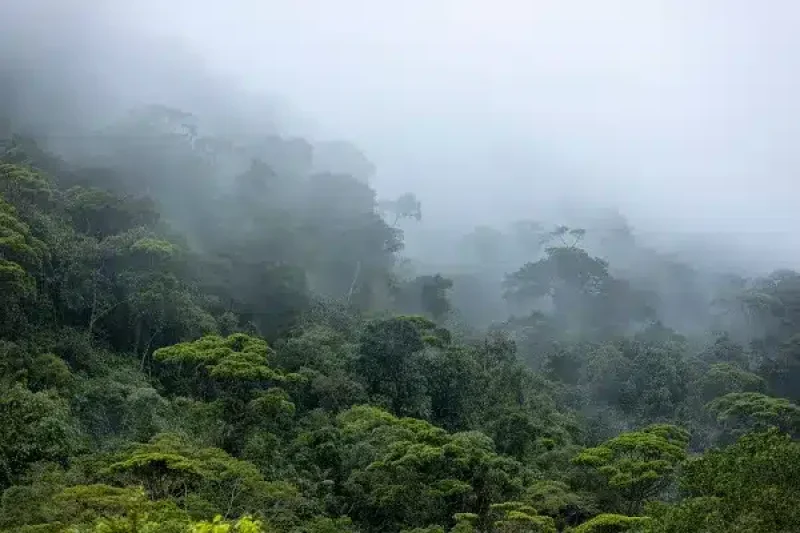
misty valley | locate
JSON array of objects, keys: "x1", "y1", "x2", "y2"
[{"x1": 2, "y1": 2, "x2": 800, "y2": 532}]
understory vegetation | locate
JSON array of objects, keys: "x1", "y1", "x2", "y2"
[{"x1": 0, "y1": 106, "x2": 798, "y2": 532}]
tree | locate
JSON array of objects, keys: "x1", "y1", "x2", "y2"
[
  {"x1": 356, "y1": 316, "x2": 449, "y2": 417},
  {"x1": 62, "y1": 186, "x2": 159, "y2": 239},
  {"x1": 273, "y1": 325, "x2": 365, "y2": 413},
  {"x1": 155, "y1": 333, "x2": 295, "y2": 391},
  {"x1": 0, "y1": 196, "x2": 46, "y2": 273},
  {"x1": 99, "y1": 432, "x2": 300, "y2": 520},
  {"x1": 504, "y1": 246, "x2": 604, "y2": 302},
  {"x1": 547, "y1": 226, "x2": 586, "y2": 248},
  {"x1": 572, "y1": 513, "x2": 649, "y2": 533},
  {"x1": 71, "y1": 358, "x2": 171, "y2": 446},
  {"x1": 0, "y1": 481, "x2": 190, "y2": 532},
  {"x1": 79, "y1": 228, "x2": 214, "y2": 361},
  {"x1": 522, "y1": 480, "x2": 596, "y2": 530},
  {"x1": 155, "y1": 334, "x2": 302, "y2": 452},
  {"x1": 393, "y1": 274, "x2": 454, "y2": 321},
  {"x1": 422, "y1": 345, "x2": 482, "y2": 431},
  {"x1": 648, "y1": 429, "x2": 800, "y2": 532},
  {"x1": 0, "y1": 384, "x2": 78, "y2": 490},
  {"x1": 706, "y1": 392, "x2": 800, "y2": 439},
  {"x1": 698, "y1": 363, "x2": 764, "y2": 402},
  {"x1": 190, "y1": 515, "x2": 265, "y2": 533},
  {"x1": 0, "y1": 195, "x2": 47, "y2": 333},
  {"x1": 0, "y1": 340, "x2": 72, "y2": 392},
  {"x1": 731, "y1": 271, "x2": 800, "y2": 400},
  {"x1": 763, "y1": 333, "x2": 800, "y2": 401},
  {"x1": 0, "y1": 162, "x2": 52, "y2": 213},
  {"x1": 594, "y1": 337, "x2": 691, "y2": 423},
  {"x1": 337, "y1": 406, "x2": 527, "y2": 532},
  {"x1": 9, "y1": 73, "x2": 800, "y2": 533},
  {"x1": 380, "y1": 192, "x2": 422, "y2": 226},
  {"x1": 573, "y1": 425, "x2": 689, "y2": 514},
  {"x1": 503, "y1": 230, "x2": 656, "y2": 336},
  {"x1": 488, "y1": 501, "x2": 556, "y2": 533}
]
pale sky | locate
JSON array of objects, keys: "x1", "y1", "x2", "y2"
[{"x1": 3, "y1": 0, "x2": 800, "y2": 266}]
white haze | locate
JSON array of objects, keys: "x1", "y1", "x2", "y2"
[{"x1": 3, "y1": 0, "x2": 800, "y2": 271}]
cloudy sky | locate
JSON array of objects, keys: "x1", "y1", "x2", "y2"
[{"x1": 4, "y1": 0, "x2": 800, "y2": 264}]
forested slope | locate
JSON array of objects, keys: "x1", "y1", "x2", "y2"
[{"x1": 0, "y1": 106, "x2": 798, "y2": 533}]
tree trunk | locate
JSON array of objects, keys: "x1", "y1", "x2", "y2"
[{"x1": 347, "y1": 260, "x2": 362, "y2": 305}]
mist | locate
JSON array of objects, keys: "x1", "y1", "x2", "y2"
[
  {"x1": 3, "y1": 0, "x2": 800, "y2": 272},
  {"x1": 3, "y1": 6, "x2": 800, "y2": 528}
]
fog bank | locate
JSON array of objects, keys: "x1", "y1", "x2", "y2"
[{"x1": 3, "y1": 0, "x2": 800, "y2": 271}]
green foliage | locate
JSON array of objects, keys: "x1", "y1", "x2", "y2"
[
  {"x1": 63, "y1": 186, "x2": 159, "y2": 238},
  {"x1": 699, "y1": 362, "x2": 764, "y2": 401},
  {"x1": 156, "y1": 334, "x2": 285, "y2": 382},
  {"x1": 99, "y1": 433, "x2": 301, "y2": 520},
  {"x1": 0, "y1": 195, "x2": 46, "y2": 270},
  {"x1": 153, "y1": 334, "x2": 300, "y2": 452},
  {"x1": 294, "y1": 516, "x2": 357, "y2": 533},
  {"x1": 611, "y1": 337, "x2": 691, "y2": 422},
  {"x1": 647, "y1": 429, "x2": 800, "y2": 532},
  {"x1": 503, "y1": 245, "x2": 652, "y2": 336},
  {"x1": 571, "y1": 513, "x2": 649, "y2": 533},
  {"x1": 0, "y1": 196, "x2": 47, "y2": 332},
  {"x1": 0, "y1": 384, "x2": 78, "y2": 490},
  {"x1": 190, "y1": 515, "x2": 264, "y2": 533},
  {"x1": 2, "y1": 106, "x2": 800, "y2": 533},
  {"x1": 55, "y1": 484, "x2": 186, "y2": 532},
  {"x1": 573, "y1": 425, "x2": 689, "y2": 514},
  {"x1": 273, "y1": 325, "x2": 365, "y2": 413},
  {"x1": 422, "y1": 344, "x2": 482, "y2": 431},
  {"x1": 356, "y1": 316, "x2": 447, "y2": 416},
  {"x1": 70, "y1": 356, "x2": 172, "y2": 446},
  {"x1": 698, "y1": 334, "x2": 750, "y2": 368},
  {"x1": 0, "y1": 479, "x2": 190, "y2": 533},
  {"x1": 0, "y1": 340, "x2": 73, "y2": 391},
  {"x1": 706, "y1": 392, "x2": 800, "y2": 438},
  {"x1": 393, "y1": 274, "x2": 454, "y2": 322},
  {"x1": 504, "y1": 246, "x2": 609, "y2": 305},
  {"x1": 489, "y1": 501, "x2": 557, "y2": 532},
  {"x1": 523, "y1": 481, "x2": 597, "y2": 530},
  {"x1": 0, "y1": 162, "x2": 52, "y2": 209},
  {"x1": 337, "y1": 406, "x2": 527, "y2": 531}
]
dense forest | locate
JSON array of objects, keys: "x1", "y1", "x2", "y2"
[{"x1": 1, "y1": 71, "x2": 800, "y2": 533}]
